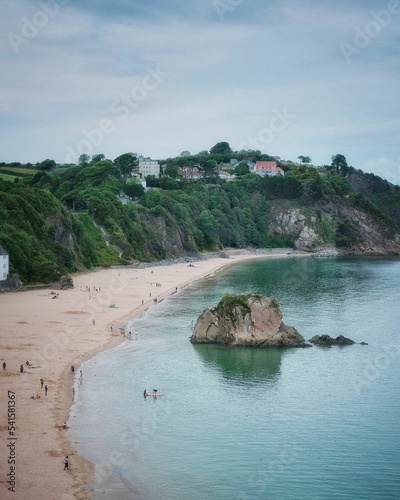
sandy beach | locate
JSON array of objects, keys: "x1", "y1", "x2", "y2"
[{"x1": 0, "y1": 252, "x2": 292, "y2": 500}]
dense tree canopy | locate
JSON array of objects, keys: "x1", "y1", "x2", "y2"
[{"x1": 210, "y1": 141, "x2": 232, "y2": 155}]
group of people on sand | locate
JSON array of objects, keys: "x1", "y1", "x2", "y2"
[
  {"x1": 26, "y1": 377, "x2": 49, "y2": 400},
  {"x1": 2, "y1": 360, "x2": 42, "y2": 376}
]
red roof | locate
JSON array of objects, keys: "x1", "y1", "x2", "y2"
[
  {"x1": 255, "y1": 161, "x2": 276, "y2": 167},
  {"x1": 254, "y1": 161, "x2": 278, "y2": 171}
]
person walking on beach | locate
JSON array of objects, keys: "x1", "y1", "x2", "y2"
[
  {"x1": 20, "y1": 364, "x2": 24, "y2": 373},
  {"x1": 64, "y1": 456, "x2": 69, "y2": 470},
  {"x1": 45, "y1": 385, "x2": 48, "y2": 396},
  {"x1": 2, "y1": 361, "x2": 6, "y2": 370},
  {"x1": 40, "y1": 378, "x2": 44, "y2": 388}
]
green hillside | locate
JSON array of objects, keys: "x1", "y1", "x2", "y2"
[{"x1": 1, "y1": 148, "x2": 399, "y2": 284}]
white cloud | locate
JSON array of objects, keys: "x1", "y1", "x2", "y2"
[{"x1": 0, "y1": 0, "x2": 399, "y2": 173}]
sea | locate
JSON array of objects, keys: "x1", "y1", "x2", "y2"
[{"x1": 69, "y1": 256, "x2": 400, "y2": 500}]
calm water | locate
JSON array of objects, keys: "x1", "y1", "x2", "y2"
[{"x1": 69, "y1": 257, "x2": 400, "y2": 499}]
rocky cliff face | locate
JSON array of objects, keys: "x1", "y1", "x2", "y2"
[
  {"x1": 190, "y1": 294, "x2": 306, "y2": 347},
  {"x1": 268, "y1": 208, "x2": 318, "y2": 250},
  {"x1": 146, "y1": 214, "x2": 188, "y2": 258},
  {"x1": 268, "y1": 202, "x2": 400, "y2": 255}
]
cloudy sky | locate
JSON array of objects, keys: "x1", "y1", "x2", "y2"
[{"x1": 1, "y1": 0, "x2": 399, "y2": 181}]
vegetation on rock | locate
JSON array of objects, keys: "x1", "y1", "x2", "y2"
[{"x1": 215, "y1": 294, "x2": 253, "y2": 325}]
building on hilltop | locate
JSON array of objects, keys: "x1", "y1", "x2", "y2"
[
  {"x1": 138, "y1": 156, "x2": 160, "y2": 179},
  {"x1": 179, "y1": 166, "x2": 202, "y2": 180},
  {"x1": 0, "y1": 245, "x2": 9, "y2": 281},
  {"x1": 253, "y1": 160, "x2": 284, "y2": 177}
]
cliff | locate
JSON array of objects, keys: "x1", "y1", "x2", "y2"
[
  {"x1": 267, "y1": 201, "x2": 400, "y2": 255},
  {"x1": 2, "y1": 161, "x2": 400, "y2": 284},
  {"x1": 190, "y1": 294, "x2": 307, "y2": 347}
]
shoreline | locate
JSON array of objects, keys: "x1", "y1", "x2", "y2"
[{"x1": 0, "y1": 250, "x2": 305, "y2": 500}]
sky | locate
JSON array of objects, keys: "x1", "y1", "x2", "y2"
[{"x1": 0, "y1": 0, "x2": 399, "y2": 182}]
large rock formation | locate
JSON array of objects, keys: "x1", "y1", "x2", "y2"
[{"x1": 190, "y1": 294, "x2": 307, "y2": 347}]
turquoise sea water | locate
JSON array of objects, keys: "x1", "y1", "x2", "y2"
[{"x1": 69, "y1": 257, "x2": 400, "y2": 499}]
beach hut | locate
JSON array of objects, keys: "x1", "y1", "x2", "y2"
[{"x1": 0, "y1": 245, "x2": 9, "y2": 281}]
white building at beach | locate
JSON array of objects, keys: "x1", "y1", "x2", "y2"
[{"x1": 0, "y1": 245, "x2": 9, "y2": 281}]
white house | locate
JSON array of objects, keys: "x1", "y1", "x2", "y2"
[
  {"x1": 0, "y1": 245, "x2": 9, "y2": 281},
  {"x1": 138, "y1": 157, "x2": 160, "y2": 179},
  {"x1": 253, "y1": 161, "x2": 284, "y2": 177}
]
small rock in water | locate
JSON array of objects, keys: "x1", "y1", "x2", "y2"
[{"x1": 309, "y1": 334, "x2": 355, "y2": 346}]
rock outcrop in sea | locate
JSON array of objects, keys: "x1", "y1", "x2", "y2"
[
  {"x1": 190, "y1": 294, "x2": 307, "y2": 347},
  {"x1": 309, "y1": 334, "x2": 364, "y2": 346}
]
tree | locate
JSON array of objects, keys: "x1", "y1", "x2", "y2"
[
  {"x1": 123, "y1": 178, "x2": 144, "y2": 198},
  {"x1": 331, "y1": 154, "x2": 348, "y2": 175},
  {"x1": 114, "y1": 153, "x2": 137, "y2": 178},
  {"x1": 159, "y1": 176, "x2": 180, "y2": 190},
  {"x1": 38, "y1": 159, "x2": 56, "y2": 171},
  {"x1": 180, "y1": 150, "x2": 191, "y2": 157},
  {"x1": 78, "y1": 154, "x2": 90, "y2": 166},
  {"x1": 91, "y1": 154, "x2": 105, "y2": 164},
  {"x1": 298, "y1": 155, "x2": 311, "y2": 165},
  {"x1": 201, "y1": 159, "x2": 218, "y2": 178},
  {"x1": 164, "y1": 160, "x2": 179, "y2": 179},
  {"x1": 210, "y1": 141, "x2": 232, "y2": 155},
  {"x1": 234, "y1": 162, "x2": 250, "y2": 177}
]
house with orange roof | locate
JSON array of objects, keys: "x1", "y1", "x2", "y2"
[{"x1": 253, "y1": 161, "x2": 284, "y2": 177}]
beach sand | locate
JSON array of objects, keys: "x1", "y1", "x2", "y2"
[{"x1": 0, "y1": 252, "x2": 293, "y2": 500}]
